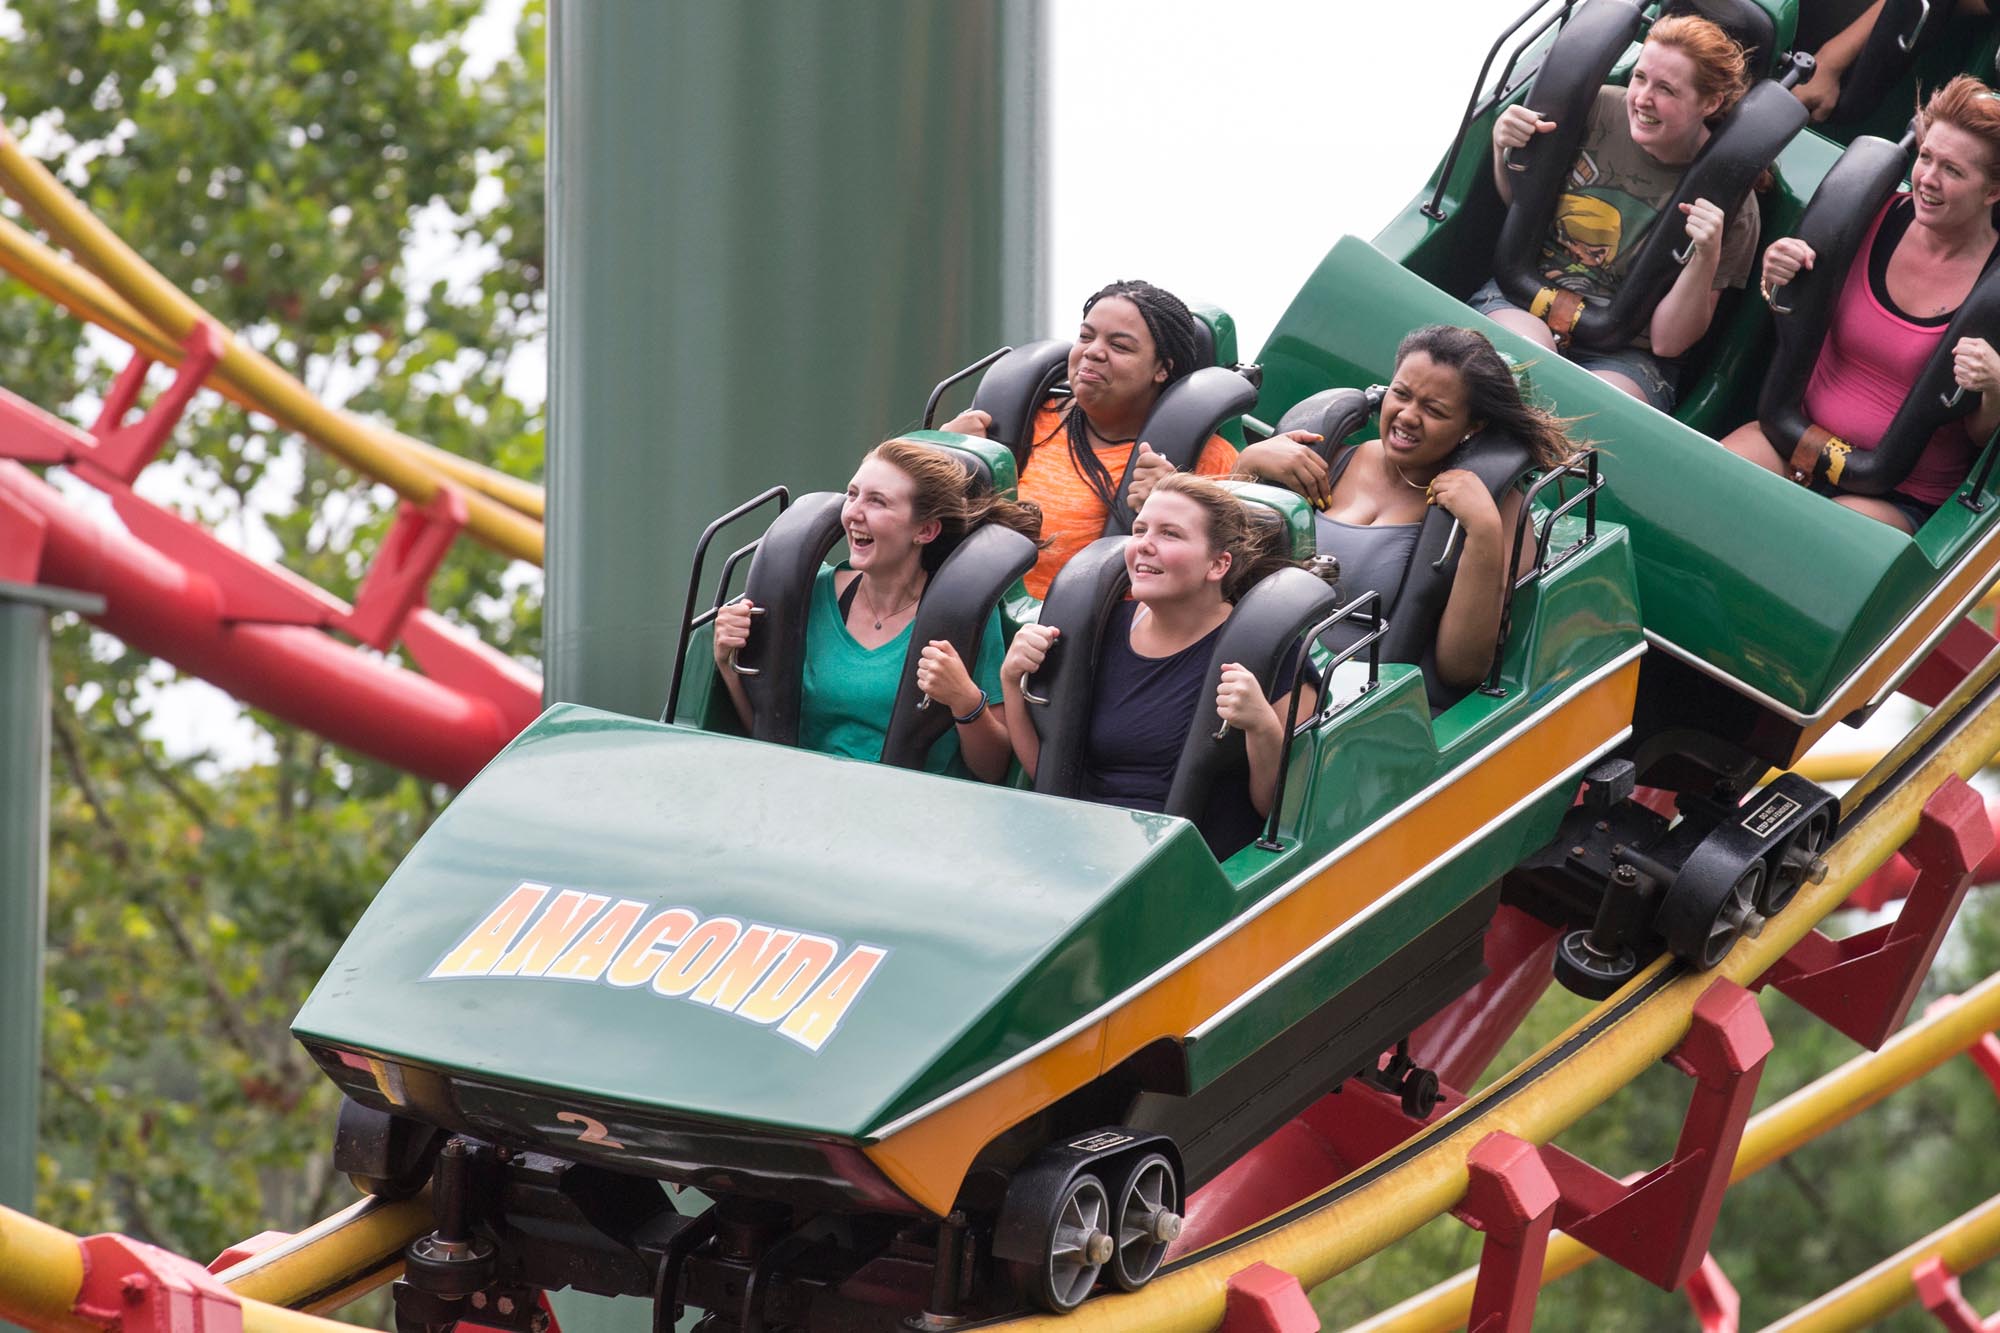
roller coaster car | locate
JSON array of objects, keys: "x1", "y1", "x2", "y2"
[
  {"x1": 1262, "y1": 0, "x2": 1996, "y2": 996},
  {"x1": 294, "y1": 392, "x2": 1643, "y2": 1322}
]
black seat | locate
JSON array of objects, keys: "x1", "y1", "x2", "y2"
[
  {"x1": 1277, "y1": 389, "x2": 1537, "y2": 711},
  {"x1": 1661, "y1": 0, "x2": 1780, "y2": 79},
  {"x1": 969, "y1": 340, "x2": 1071, "y2": 470},
  {"x1": 878, "y1": 522, "x2": 1037, "y2": 768},
  {"x1": 725, "y1": 446, "x2": 1035, "y2": 767},
  {"x1": 1828, "y1": 0, "x2": 1945, "y2": 125},
  {"x1": 1759, "y1": 133, "x2": 2000, "y2": 497},
  {"x1": 1100, "y1": 366, "x2": 1259, "y2": 537},
  {"x1": 1492, "y1": 0, "x2": 1806, "y2": 351},
  {"x1": 1022, "y1": 531, "x2": 1337, "y2": 857}
]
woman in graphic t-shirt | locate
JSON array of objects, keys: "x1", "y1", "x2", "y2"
[{"x1": 1468, "y1": 14, "x2": 1762, "y2": 411}]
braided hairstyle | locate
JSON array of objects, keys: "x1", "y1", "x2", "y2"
[{"x1": 1041, "y1": 279, "x2": 1206, "y2": 512}]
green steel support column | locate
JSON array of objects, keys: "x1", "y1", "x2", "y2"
[
  {"x1": 543, "y1": 9, "x2": 1041, "y2": 1329},
  {"x1": 0, "y1": 584, "x2": 98, "y2": 1243},
  {"x1": 546, "y1": 0, "x2": 1046, "y2": 718}
]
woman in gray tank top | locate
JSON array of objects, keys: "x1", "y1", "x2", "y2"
[{"x1": 1239, "y1": 326, "x2": 1577, "y2": 694}]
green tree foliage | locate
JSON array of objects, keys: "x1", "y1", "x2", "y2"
[{"x1": 0, "y1": 0, "x2": 545, "y2": 1262}]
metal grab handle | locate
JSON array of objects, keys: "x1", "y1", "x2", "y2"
[
  {"x1": 1943, "y1": 384, "x2": 1968, "y2": 410},
  {"x1": 1767, "y1": 282, "x2": 1797, "y2": 317},
  {"x1": 1431, "y1": 517, "x2": 1464, "y2": 571},
  {"x1": 1672, "y1": 236, "x2": 1698, "y2": 266},
  {"x1": 1503, "y1": 144, "x2": 1528, "y2": 173},
  {"x1": 1211, "y1": 719, "x2": 1232, "y2": 742},
  {"x1": 725, "y1": 602, "x2": 765, "y2": 677},
  {"x1": 1017, "y1": 671, "x2": 1049, "y2": 707},
  {"x1": 1898, "y1": 0, "x2": 1931, "y2": 52}
]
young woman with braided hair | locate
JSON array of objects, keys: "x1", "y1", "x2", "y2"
[
  {"x1": 712, "y1": 439, "x2": 1042, "y2": 782},
  {"x1": 945, "y1": 280, "x2": 1317, "y2": 599}
]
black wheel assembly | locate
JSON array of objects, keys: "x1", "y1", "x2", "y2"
[{"x1": 1108, "y1": 1152, "x2": 1181, "y2": 1292}]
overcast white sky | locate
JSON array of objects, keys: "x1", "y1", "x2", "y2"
[{"x1": 1048, "y1": 2, "x2": 1501, "y2": 351}]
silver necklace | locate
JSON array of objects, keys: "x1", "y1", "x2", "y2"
[{"x1": 860, "y1": 578, "x2": 921, "y2": 630}]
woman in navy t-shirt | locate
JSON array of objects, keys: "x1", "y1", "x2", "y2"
[{"x1": 999, "y1": 473, "x2": 1321, "y2": 856}]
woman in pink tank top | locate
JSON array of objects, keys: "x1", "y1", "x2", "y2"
[{"x1": 1720, "y1": 76, "x2": 2000, "y2": 532}]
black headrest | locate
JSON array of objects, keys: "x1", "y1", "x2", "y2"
[
  {"x1": 1831, "y1": 0, "x2": 1942, "y2": 125},
  {"x1": 879, "y1": 523, "x2": 1039, "y2": 770},
  {"x1": 1276, "y1": 386, "x2": 1382, "y2": 461},
  {"x1": 970, "y1": 340, "x2": 1071, "y2": 469},
  {"x1": 1189, "y1": 316, "x2": 1217, "y2": 372},
  {"x1": 1100, "y1": 367, "x2": 1258, "y2": 537},
  {"x1": 1023, "y1": 537, "x2": 1134, "y2": 799},
  {"x1": 1661, "y1": 0, "x2": 1778, "y2": 79},
  {"x1": 1494, "y1": 0, "x2": 1805, "y2": 350},
  {"x1": 732, "y1": 492, "x2": 846, "y2": 746}
]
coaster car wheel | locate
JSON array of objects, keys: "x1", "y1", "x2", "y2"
[
  {"x1": 1759, "y1": 808, "x2": 1832, "y2": 917},
  {"x1": 1108, "y1": 1152, "x2": 1181, "y2": 1292},
  {"x1": 1554, "y1": 928, "x2": 1642, "y2": 1000},
  {"x1": 1030, "y1": 1172, "x2": 1113, "y2": 1313},
  {"x1": 1661, "y1": 858, "x2": 1765, "y2": 970}
]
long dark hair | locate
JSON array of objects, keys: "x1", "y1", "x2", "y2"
[
  {"x1": 1393, "y1": 325, "x2": 1577, "y2": 469},
  {"x1": 1039, "y1": 279, "x2": 1204, "y2": 510}
]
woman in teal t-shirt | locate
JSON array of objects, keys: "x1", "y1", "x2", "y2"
[{"x1": 713, "y1": 439, "x2": 1042, "y2": 780}]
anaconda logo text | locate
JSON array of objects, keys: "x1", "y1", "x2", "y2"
[{"x1": 428, "y1": 882, "x2": 886, "y2": 1052}]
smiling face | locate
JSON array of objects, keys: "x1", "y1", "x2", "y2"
[
  {"x1": 1126, "y1": 490, "x2": 1229, "y2": 604},
  {"x1": 1379, "y1": 351, "x2": 1482, "y2": 479},
  {"x1": 841, "y1": 455, "x2": 937, "y2": 574},
  {"x1": 1625, "y1": 41, "x2": 1722, "y2": 161},
  {"x1": 1911, "y1": 120, "x2": 2000, "y2": 231},
  {"x1": 1069, "y1": 296, "x2": 1171, "y2": 428}
]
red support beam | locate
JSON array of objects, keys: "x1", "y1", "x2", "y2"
[
  {"x1": 1411, "y1": 904, "x2": 1562, "y2": 1094},
  {"x1": 1218, "y1": 1263, "x2": 1319, "y2": 1333},
  {"x1": 1540, "y1": 980, "x2": 1771, "y2": 1291},
  {"x1": 1759, "y1": 777, "x2": 1993, "y2": 1050},
  {"x1": 1453, "y1": 1134, "x2": 1560, "y2": 1333},
  {"x1": 0, "y1": 458, "x2": 537, "y2": 787},
  {"x1": 72, "y1": 1232, "x2": 243, "y2": 1333},
  {"x1": 1913, "y1": 1255, "x2": 2000, "y2": 1333},
  {"x1": 81, "y1": 323, "x2": 225, "y2": 485},
  {"x1": 1683, "y1": 1253, "x2": 1740, "y2": 1333},
  {"x1": 342, "y1": 488, "x2": 469, "y2": 652},
  {"x1": 1900, "y1": 618, "x2": 2000, "y2": 710}
]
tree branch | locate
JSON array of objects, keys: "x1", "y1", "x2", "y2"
[{"x1": 51, "y1": 714, "x2": 265, "y2": 1061}]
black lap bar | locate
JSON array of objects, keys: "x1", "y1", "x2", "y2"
[
  {"x1": 879, "y1": 524, "x2": 1040, "y2": 769},
  {"x1": 1163, "y1": 566, "x2": 1340, "y2": 826},
  {"x1": 1023, "y1": 537, "x2": 1134, "y2": 800},
  {"x1": 733, "y1": 491, "x2": 846, "y2": 746},
  {"x1": 1100, "y1": 366, "x2": 1260, "y2": 537}
]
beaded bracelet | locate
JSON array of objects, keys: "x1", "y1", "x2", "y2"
[{"x1": 953, "y1": 690, "x2": 989, "y2": 725}]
